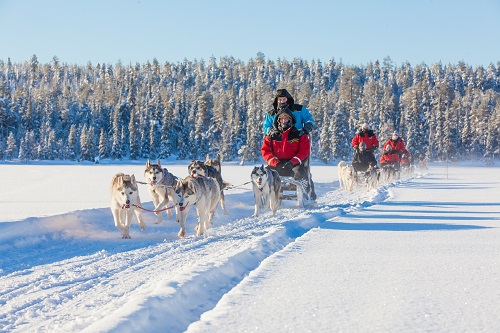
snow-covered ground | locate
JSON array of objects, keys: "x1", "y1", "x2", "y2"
[{"x1": 1, "y1": 160, "x2": 499, "y2": 332}]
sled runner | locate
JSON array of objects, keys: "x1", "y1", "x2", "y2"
[
  {"x1": 277, "y1": 152, "x2": 316, "y2": 208},
  {"x1": 279, "y1": 175, "x2": 315, "y2": 208}
]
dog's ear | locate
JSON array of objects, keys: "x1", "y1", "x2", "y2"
[
  {"x1": 206, "y1": 154, "x2": 210, "y2": 161},
  {"x1": 146, "y1": 159, "x2": 150, "y2": 168},
  {"x1": 217, "y1": 153, "x2": 221, "y2": 162},
  {"x1": 130, "y1": 174, "x2": 136, "y2": 185},
  {"x1": 187, "y1": 181, "x2": 196, "y2": 195},
  {"x1": 157, "y1": 159, "x2": 161, "y2": 167}
]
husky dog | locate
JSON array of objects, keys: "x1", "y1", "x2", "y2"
[
  {"x1": 381, "y1": 164, "x2": 400, "y2": 182},
  {"x1": 205, "y1": 153, "x2": 222, "y2": 173},
  {"x1": 251, "y1": 165, "x2": 281, "y2": 217},
  {"x1": 338, "y1": 161, "x2": 356, "y2": 192},
  {"x1": 188, "y1": 160, "x2": 230, "y2": 215},
  {"x1": 175, "y1": 175, "x2": 221, "y2": 238},
  {"x1": 110, "y1": 173, "x2": 146, "y2": 239},
  {"x1": 364, "y1": 165, "x2": 380, "y2": 191},
  {"x1": 144, "y1": 159, "x2": 181, "y2": 223}
]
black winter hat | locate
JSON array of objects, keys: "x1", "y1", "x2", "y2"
[{"x1": 273, "y1": 88, "x2": 295, "y2": 110}]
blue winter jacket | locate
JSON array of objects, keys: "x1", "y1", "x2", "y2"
[{"x1": 263, "y1": 104, "x2": 314, "y2": 135}]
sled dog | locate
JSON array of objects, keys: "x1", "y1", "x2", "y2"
[
  {"x1": 110, "y1": 173, "x2": 146, "y2": 239},
  {"x1": 381, "y1": 164, "x2": 400, "y2": 182},
  {"x1": 364, "y1": 165, "x2": 380, "y2": 191},
  {"x1": 188, "y1": 160, "x2": 229, "y2": 215},
  {"x1": 144, "y1": 159, "x2": 181, "y2": 223},
  {"x1": 338, "y1": 160, "x2": 356, "y2": 192},
  {"x1": 251, "y1": 165, "x2": 281, "y2": 217},
  {"x1": 205, "y1": 153, "x2": 222, "y2": 173},
  {"x1": 175, "y1": 175, "x2": 221, "y2": 238}
]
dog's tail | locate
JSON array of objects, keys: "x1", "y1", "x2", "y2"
[
  {"x1": 338, "y1": 160, "x2": 347, "y2": 168},
  {"x1": 222, "y1": 181, "x2": 232, "y2": 190}
]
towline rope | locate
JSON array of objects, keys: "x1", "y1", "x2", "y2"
[{"x1": 131, "y1": 203, "x2": 177, "y2": 213}]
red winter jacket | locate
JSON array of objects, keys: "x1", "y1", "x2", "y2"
[
  {"x1": 383, "y1": 138, "x2": 405, "y2": 154},
  {"x1": 380, "y1": 152, "x2": 400, "y2": 164},
  {"x1": 352, "y1": 130, "x2": 379, "y2": 150},
  {"x1": 261, "y1": 127, "x2": 310, "y2": 167}
]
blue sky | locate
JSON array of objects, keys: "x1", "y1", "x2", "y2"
[{"x1": 1, "y1": 0, "x2": 499, "y2": 67}]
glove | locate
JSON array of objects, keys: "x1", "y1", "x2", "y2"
[
  {"x1": 282, "y1": 161, "x2": 294, "y2": 172},
  {"x1": 303, "y1": 123, "x2": 313, "y2": 134},
  {"x1": 267, "y1": 128, "x2": 280, "y2": 137},
  {"x1": 275, "y1": 161, "x2": 285, "y2": 169}
]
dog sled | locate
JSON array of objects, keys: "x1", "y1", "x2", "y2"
[{"x1": 278, "y1": 157, "x2": 315, "y2": 208}]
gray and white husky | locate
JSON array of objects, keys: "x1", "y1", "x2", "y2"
[
  {"x1": 144, "y1": 159, "x2": 181, "y2": 223},
  {"x1": 188, "y1": 160, "x2": 230, "y2": 215},
  {"x1": 110, "y1": 173, "x2": 146, "y2": 239},
  {"x1": 251, "y1": 165, "x2": 281, "y2": 217},
  {"x1": 175, "y1": 175, "x2": 221, "y2": 238}
]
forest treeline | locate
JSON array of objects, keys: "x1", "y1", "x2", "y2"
[{"x1": 0, "y1": 54, "x2": 499, "y2": 163}]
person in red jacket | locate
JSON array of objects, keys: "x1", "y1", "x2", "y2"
[
  {"x1": 352, "y1": 123, "x2": 379, "y2": 152},
  {"x1": 383, "y1": 131, "x2": 405, "y2": 156},
  {"x1": 261, "y1": 109, "x2": 310, "y2": 182},
  {"x1": 380, "y1": 145, "x2": 401, "y2": 170}
]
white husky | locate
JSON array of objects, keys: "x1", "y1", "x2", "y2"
[
  {"x1": 338, "y1": 160, "x2": 356, "y2": 192},
  {"x1": 251, "y1": 165, "x2": 281, "y2": 217},
  {"x1": 144, "y1": 159, "x2": 180, "y2": 223},
  {"x1": 174, "y1": 175, "x2": 221, "y2": 238},
  {"x1": 110, "y1": 173, "x2": 146, "y2": 239}
]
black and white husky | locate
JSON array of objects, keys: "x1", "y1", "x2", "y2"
[
  {"x1": 110, "y1": 173, "x2": 146, "y2": 239},
  {"x1": 251, "y1": 165, "x2": 281, "y2": 217},
  {"x1": 144, "y1": 159, "x2": 180, "y2": 223},
  {"x1": 175, "y1": 175, "x2": 221, "y2": 238}
]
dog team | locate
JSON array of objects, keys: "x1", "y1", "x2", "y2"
[
  {"x1": 111, "y1": 154, "x2": 228, "y2": 239},
  {"x1": 111, "y1": 154, "x2": 288, "y2": 239},
  {"x1": 111, "y1": 154, "x2": 276, "y2": 239}
]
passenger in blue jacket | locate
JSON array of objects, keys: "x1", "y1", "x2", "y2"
[{"x1": 263, "y1": 88, "x2": 314, "y2": 136}]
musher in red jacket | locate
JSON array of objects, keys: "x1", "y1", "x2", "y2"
[
  {"x1": 383, "y1": 131, "x2": 405, "y2": 156},
  {"x1": 352, "y1": 123, "x2": 379, "y2": 152},
  {"x1": 380, "y1": 145, "x2": 401, "y2": 170},
  {"x1": 261, "y1": 109, "x2": 310, "y2": 182}
]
